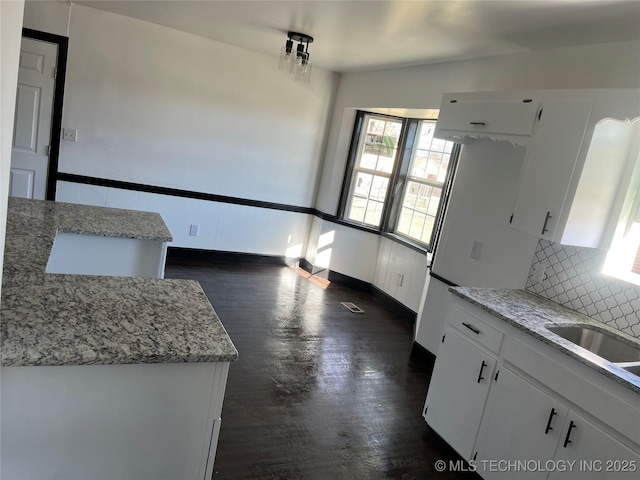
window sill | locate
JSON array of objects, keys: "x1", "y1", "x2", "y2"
[
  {"x1": 381, "y1": 232, "x2": 430, "y2": 257},
  {"x1": 315, "y1": 212, "x2": 431, "y2": 260},
  {"x1": 315, "y1": 212, "x2": 382, "y2": 235}
]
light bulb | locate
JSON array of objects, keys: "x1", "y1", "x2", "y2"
[
  {"x1": 279, "y1": 49, "x2": 292, "y2": 69},
  {"x1": 295, "y1": 58, "x2": 312, "y2": 83},
  {"x1": 278, "y1": 39, "x2": 294, "y2": 71}
]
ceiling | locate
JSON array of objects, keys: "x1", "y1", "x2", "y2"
[{"x1": 75, "y1": 0, "x2": 640, "y2": 72}]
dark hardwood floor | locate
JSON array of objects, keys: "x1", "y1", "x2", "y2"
[{"x1": 166, "y1": 262, "x2": 477, "y2": 480}]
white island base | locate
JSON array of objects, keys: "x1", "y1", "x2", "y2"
[
  {"x1": 45, "y1": 232, "x2": 168, "y2": 278},
  {"x1": 1, "y1": 362, "x2": 230, "y2": 480}
]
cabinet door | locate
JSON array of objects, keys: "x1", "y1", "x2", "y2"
[
  {"x1": 424, "y1": 329, "x2": 496, "y2": 460},
  {"x1": 474, "y1": 367, "x2": 568, "y2": 480},
  {"x1": 436, "y1": 101, "x2": 540, "y2": 138},
  {"x1": 550, "y1": 410, "x2": 640, "y2": 480},
  {"x1": 510, "y1": 102, "x2": 592, "y2": 240}
]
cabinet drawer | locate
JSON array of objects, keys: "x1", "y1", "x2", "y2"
[
  {"x1": 436, "y1": 101, "x2": 540, "y2": 137},
  {"x1": 448, "y1": 305, "x2": 505, "y2": 354}
]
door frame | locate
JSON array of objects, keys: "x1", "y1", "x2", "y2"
[{"x1": 22, "y1": 28, "x2": 68, "y2": 201}]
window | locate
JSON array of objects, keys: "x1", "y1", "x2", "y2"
[
  {"x1": 602, "y1": 154, "x2": 640, "y2": 286},
  {"x1": 342, "y1": 114, "x2": 403, "y2": 227},
  {"x1": 601, "y1": 119, "x2": 640, "y2": 286},
  {"x1": 339, "y1": 111, "x2": 459, "y2": 251},
  {"x1": 396, "y1": 121, "x2": 453, "y2": 245}
]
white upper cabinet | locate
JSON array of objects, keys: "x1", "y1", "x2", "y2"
[
  {"x1": 436, "y1": 89, "x2": 640, "y2": 249},
  {"x1": 562, "y1": 118, "x2": 640, "y2": 249},
  {"x1": 510, "y1": 101, "x2": 593, "y2": 242},
  {"x1": 435, "y1": 96, "x2": 540, "y2": 144},
  {"x1": 512, "y1": 92, "x2": 640, "y2": 249}
]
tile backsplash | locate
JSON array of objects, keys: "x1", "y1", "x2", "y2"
[{"x1": 525, "y1": 239, "x2": 640, "y2": 338}]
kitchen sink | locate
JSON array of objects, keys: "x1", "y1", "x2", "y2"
[{"x1": 546, "y1": 325, "x2": 640, "y2": 363}]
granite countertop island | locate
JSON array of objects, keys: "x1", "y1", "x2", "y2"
[
  {"x1": 1, "y1": 197, "x2": 238, "y2": 367},
  {"x1": 450, "y1": 287, "x2": 640, "y2": 393}
]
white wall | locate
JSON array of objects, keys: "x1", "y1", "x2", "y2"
[
  {"x1": 1, "y1": 0, "x2": 26, "y2": 455},
  {"x1": 308, "y1": 39, "x2": 640, "y2": 326},
  {"x1": 305, "y1": 216, "x2": 380, "y2": 283},
  {"x1": 59, "y1": 4, "x2": 336, "y2": 207},
  {"x1": 21, "y1": 2, "x2": 640, "y2": 318},
  {"x1": 316, "y1": 40, "x2": 640, "y2": 215},
  {"x1": 20, "y1": 2, "x2": 338, "y2": 262},
  {"x1": 56, "y1": 181, "x2": 311, "y2": 259},
  {"x1": 22, "y1": 0, "x2": 69, "y2": 36},
  {"x1": 1, "y1": 0, "x2": 25, "y2": 293},
  {"x1": 303, "y1": 218, "x2": 427, "y2": 311}
]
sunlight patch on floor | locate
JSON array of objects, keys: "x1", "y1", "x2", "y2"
[{"x1": 291, "y1": 266, "x2": 331, "y2": 289}]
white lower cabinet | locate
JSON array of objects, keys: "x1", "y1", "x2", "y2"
[
  {"x1": 550, "y1": 410, "x2": 640, "y2": 480},
  {"x1": 424, "y1": 296, "x2": 640, "y2": 480},
  {"x1": 474, "y1": 367, "x2": 568, "y2": 480},
  {"x1": 474, "y1": 366, "x2": 640, "y2": 480},
  {"x1": 424, "y1": 328, "x2": 496, "y2": 460},
  {"x1": 1, "y1": 362, "x2": 229, "y2": 480}
]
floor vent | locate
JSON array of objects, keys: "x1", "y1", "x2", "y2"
[{"x1": 341, "y1": 302, "x2": 364, "y2": 314}]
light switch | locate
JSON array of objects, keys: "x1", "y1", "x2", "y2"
[
  {"x1": 63, "y1": 128, "x2": 77, "y2": 142},
  {"x1": 189, "y1": 224, "x2": 199, "y2": 236},
  {"x1": 471, "y1": 241, "x2": 483, "y2": 260}
]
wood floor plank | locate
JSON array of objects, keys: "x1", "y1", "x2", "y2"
[{"x1": 166, "y1": 262, "x2": 477, "y2": 479}]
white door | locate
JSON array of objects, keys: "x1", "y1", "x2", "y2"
[
  {"x1": 550, "y1": 410, "x2": 640, "y2": 480},
  {"x1": 510, "y1": 101, "x2": 592, "y2": 240},
  {"x1": 474, "y1": 367, "x2": 569, "y2": 480},
  {"x1": 424, "y1": 328, "x2": 496, "y2": 460},
  {"x1": 10, "y1": 37, "x2": 57, "y2": 200}
]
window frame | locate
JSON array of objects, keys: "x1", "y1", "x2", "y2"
[
  {"x1": 338, "y1": 110, "x2": 460, "y2": 253},
  {"x1": 337, "y1": 111, "x2": 409, "y2": 228},
  {"x1": 602, "y1": 153, "x2": 640, "y2": 286}
]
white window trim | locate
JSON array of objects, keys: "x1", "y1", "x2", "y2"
[{"x1": 602, "y1": 152, "x2": 640, "y2": 285}]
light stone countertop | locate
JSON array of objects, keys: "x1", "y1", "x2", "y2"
[
  {"x1": 1, "y1": 198, "x2": 238, "y2": 367},
  {"x1": 450, "y1": 287, "x2": 640, "y2": 393}
]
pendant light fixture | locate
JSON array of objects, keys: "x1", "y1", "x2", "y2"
[{"x1": 278, "y1": 31, "x2": 313, "y2": 83}]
